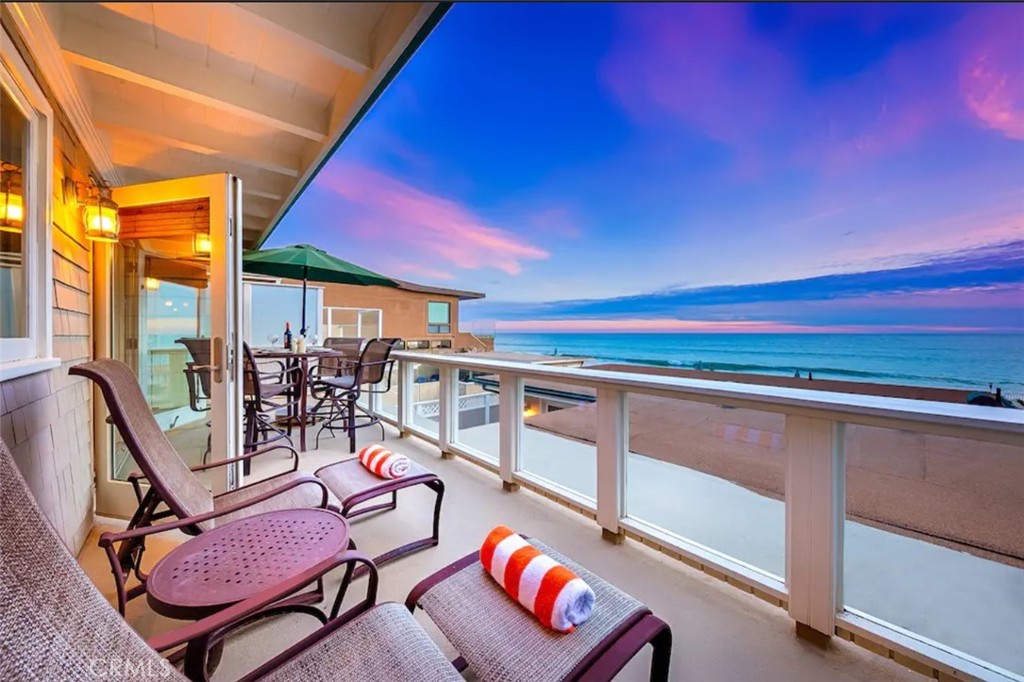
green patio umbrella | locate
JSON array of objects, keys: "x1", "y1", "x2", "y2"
[{"x1": 242, "y1": 243, "x2": 397, "y2": 336}]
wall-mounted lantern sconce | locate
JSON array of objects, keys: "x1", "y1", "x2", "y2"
[
  {"x1": 82, "y1": 183, "x2": 120, "y2": 242},
  {"x1": 193, "y1": 232, "x2": 212, "y2": 256},
  {"x1": 0, "y1": 162, "x2": 24, "y2": 233},
  {"x1": 65, "y1": 174, "x2": 120, "y2": 242}
]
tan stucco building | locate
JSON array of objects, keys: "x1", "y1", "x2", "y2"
[{"x1": 315, "y1": 277, "x2": 490, "y2": 351}]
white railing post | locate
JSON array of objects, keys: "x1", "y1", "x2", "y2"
[
  {"x1": 498, "y1": 373, "x2": 523, "y2": 491},
  {"x1": 596, "y1": 388, "x2": 627, "y2": 543},
  {"x1": 786, "y1": 415, "x2": 845, "y2": 643},
  {"x1": 438, "y1": 366, "x2": 457, "y2": 458},
  {"x1": 397, "y1": 360, "x2": 412, "y2": 436}
]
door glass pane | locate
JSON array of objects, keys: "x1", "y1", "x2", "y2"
[
  {"x1": 111, "y1": 234, "x2": 212, "y2": 482},
  {"x1": 0, "y1": 85, "x2": 29, "y2": 338},
  {"x1": 247, "y1": 283, "x2": 320, "y2": 345}
]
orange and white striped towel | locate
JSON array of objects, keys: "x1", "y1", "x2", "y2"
[
  {"x1": 480, "y1": 525, "x2": 595, "y2": 633},
  {"x1": 357, "y1": 444, "x2": 410, "y2": 479}
]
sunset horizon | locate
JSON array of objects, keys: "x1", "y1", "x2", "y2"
[{"x1": 270, "y1": 2, "x2": 1023, "y2": 334}]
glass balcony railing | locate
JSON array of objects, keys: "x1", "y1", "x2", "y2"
[{"x1": 371, "y1": 350, "x2": 1024, "y2": 680}]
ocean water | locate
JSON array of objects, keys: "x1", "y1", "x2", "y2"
[{"x1": 494, "y1": 333, "x2": 1024, "y2": 394}]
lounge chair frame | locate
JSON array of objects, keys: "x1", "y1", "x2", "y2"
[{"x1": 406, "y1": 547, "x2": 673, "y2": 682}]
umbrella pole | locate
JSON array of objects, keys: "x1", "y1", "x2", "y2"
[{"x1": 301, "y1": 266, "x2": 308, "y2": 336}]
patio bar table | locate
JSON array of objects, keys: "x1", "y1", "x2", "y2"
[{"x1": 250, "y1": 346, "x2": 350, "y2": 452}]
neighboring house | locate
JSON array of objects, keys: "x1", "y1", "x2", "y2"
[{"x1": 314, "y1": 277, "x2": 491, "y2": 351}]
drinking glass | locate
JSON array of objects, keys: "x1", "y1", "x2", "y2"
[{"x1": 267, "y1": 333, "x2": 280, "y2": 347}]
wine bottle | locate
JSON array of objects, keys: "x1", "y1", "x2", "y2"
[{"x1": 283, "y1": 322, "x2": 293, "y2": 350}]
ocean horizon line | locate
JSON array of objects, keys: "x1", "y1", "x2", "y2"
[{"x1": 478, "y1": 329, "x2": 1024, "y2": 336}]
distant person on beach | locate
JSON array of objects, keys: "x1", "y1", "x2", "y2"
[
  {"x1": 808, "y1": 372, "x2": 813, "y2": 380},
  {"x1": 794, "y1": 370, "x2": 801, "y2": 378}
]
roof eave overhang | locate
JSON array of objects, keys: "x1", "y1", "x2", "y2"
[{"x1": 253, "y1": 2, "x2": 452, "y2": 250}]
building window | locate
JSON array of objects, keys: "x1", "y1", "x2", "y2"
[
  {"x1": 0, "y1": 32, "x2": 55, "y2": 378},
  {"x1": 427, "y1": 301, "x2": 450, "y2": 334}
]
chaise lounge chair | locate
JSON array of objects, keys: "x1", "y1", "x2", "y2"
[{"x1": 71, "y1": 358, "x2": 444, "y2": 615}]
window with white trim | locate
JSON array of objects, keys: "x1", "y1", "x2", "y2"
[{"x1": 0, "y1": 32, "x2": 54, "y2": 377}]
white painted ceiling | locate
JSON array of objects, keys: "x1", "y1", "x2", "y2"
[{"x1": 35, "y1": 2, "x2": 439, "y2": 248}]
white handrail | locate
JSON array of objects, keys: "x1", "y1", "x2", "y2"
[{"x1": 393, "y1": 350, "x2": 1024, "y2": 445}]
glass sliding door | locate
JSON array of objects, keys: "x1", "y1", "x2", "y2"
[{"x1": 95, "y1": 173, "x2": 242, "y2": 517}]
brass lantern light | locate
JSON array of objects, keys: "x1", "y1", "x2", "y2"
[
  {"x1": 82, "y1": 180, "x2": 120, "y2": 242},
  {"x1": 193, "y1": 232, "x2": 212, "y2": 256},
  {"x1": 0, "y1": 162, "x2": 24, "y2": 233}
]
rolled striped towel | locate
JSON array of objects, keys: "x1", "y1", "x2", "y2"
[
  {"x1": 357, "y1": 444, "x2": 410, "y2": 479},
  {"x1": 480, "y1": 525, "x2": 595, "y2": 633}
]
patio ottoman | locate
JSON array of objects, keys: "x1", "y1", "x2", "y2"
[{"x1": 315, "y1": 457, "x2": 445, "y2": 569}]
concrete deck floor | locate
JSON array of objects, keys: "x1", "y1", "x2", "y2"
[{"x1": 79, "y1": 423, "x2": 926, "y2": 682}]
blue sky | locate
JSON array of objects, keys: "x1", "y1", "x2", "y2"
[{"x1": 269, "y1": 3, "x2": 1023, "y2": 332}]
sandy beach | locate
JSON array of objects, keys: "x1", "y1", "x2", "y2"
[{"x1": 521, "y1": 364, "x2": 1024, "y2": 567}]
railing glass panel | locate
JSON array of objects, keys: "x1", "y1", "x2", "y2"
[
  {"x1": 625, "y1": 393, "x2": 786, "y2": 581},
  {"x1": 450, "y1": 368, "x2": 499, "y2": 464},
  {"x1": 842, "y1": 424, "x2": 1024, "y2": 676},
  {"x1": 408, "y1": 362, "x2": 441, "y2": 438},
  {"x1": 517, "y1": 378, "x2": 597, "y2": 503}
]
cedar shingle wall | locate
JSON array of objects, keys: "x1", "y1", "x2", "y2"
[{"x1": 1, "y1": 13, "x2": 98, "y2": 554}]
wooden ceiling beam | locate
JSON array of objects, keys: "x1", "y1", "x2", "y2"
[
  {"x1": 229, "y1": 3, "x2": 373, "y2": 73},
  {"x1": 92, "y1": 101, "x2": 304, "y2": 178},
  {"x1": 62, "y1": 19, "x2": 328, "y2": 142}
]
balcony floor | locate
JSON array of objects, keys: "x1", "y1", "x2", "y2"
[{"x1": 81, "y1": 423, "x2": 925, "y2": 681}]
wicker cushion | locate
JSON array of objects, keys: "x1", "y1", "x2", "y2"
[
  {"x1": 214, "y1": 471, "x2": 336, "y2": 527},
  {"x1": 260, "y1": 602, "x2": 462, "y2": 682},
  {"x1": 415, "y1": 540, "x2": 647, "y2": 682},
  {"x1": 0, "y1": 439, "x2": 187, "y2": 681},
  {"x1": 316, "y1": 457, "x2": 435, "y2": 504}
]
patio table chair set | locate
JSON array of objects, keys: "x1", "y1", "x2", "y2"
[
  {"x1": 235, "y1": 336, "x2": 400, "y2": 456},
  {"x1": 7, "y1": 358, "x2": 672, "y2": 681}
]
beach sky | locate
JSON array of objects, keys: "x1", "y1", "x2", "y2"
[{"x1": 267, "y1": 3, "x2": 1024, "y2": 333}]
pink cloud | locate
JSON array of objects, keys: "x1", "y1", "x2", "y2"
[
  {"x1": 601, "y1": 5, "x2": 794, "y2": 148},
  {"x1": 602, "y1": 4, "x2": 1024, "y2": 176},
  {"x1": 492, "y1": 318, "x2": 1001, "y2": 334},
  {"x1": 957, "y1": 7, "x2": 1024, "y2": 140},
  {"x1": 389, "y1": 262, "x2": 456, "y2": 281},
  {"x1": 824, "y1": 205, "x2": 1023, "y2": 269},
  {"x1": 316, "y1": 163, "x2": 549, "y2": 275}
]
